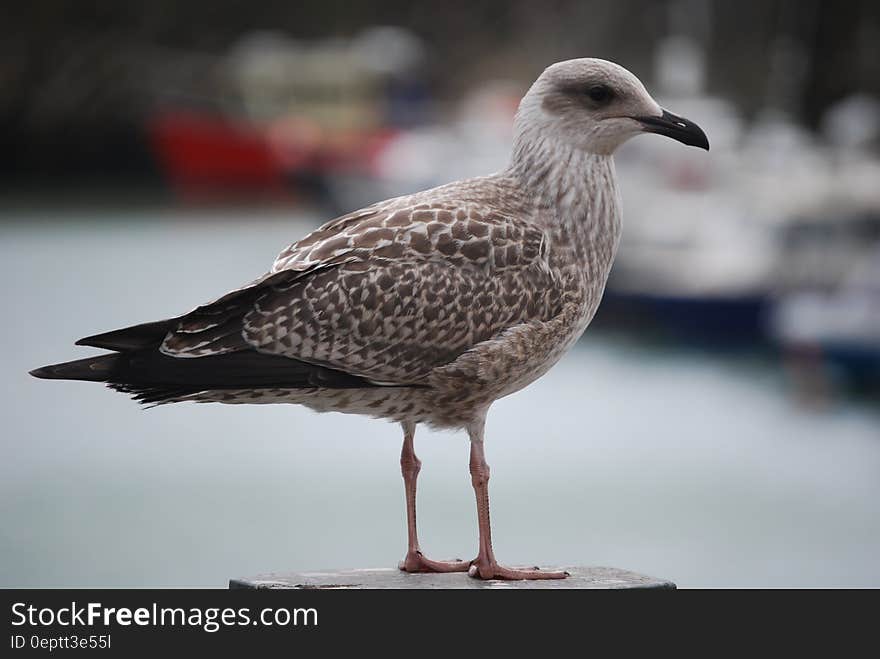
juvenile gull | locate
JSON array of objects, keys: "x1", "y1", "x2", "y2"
[{"x1": 31, "y1": 58, "x2": 708, "y2": 580}]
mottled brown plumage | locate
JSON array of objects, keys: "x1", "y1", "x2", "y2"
[
  {"x1": 32, "y1": 58, "x2": 708, "y2": 580},
  {"x1": 156, "y1": 156, "x2": 616, "y2": 428}
]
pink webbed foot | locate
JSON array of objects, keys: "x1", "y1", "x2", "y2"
[
  {"x1": 398, "y1": 551, "x2": 471, "y2": 574},
  {"x1": 467, "y1": 559, "x2": 569, "y2": 581}
]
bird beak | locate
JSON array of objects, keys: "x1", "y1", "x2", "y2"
[{"x1": 635, "y1": 109, "x2": 710, "y2": 150}]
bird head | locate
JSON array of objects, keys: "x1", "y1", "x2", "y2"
[{"x1": 515, "y1": 58, "x2": 709, "y2": 155}]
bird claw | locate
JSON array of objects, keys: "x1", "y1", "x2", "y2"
[
  {"x1": 398, "y1": 551, "x2": 471, "y2": 574},
  {"x1": 467, "y1": 561, "x2": 569, "y2": 580}
]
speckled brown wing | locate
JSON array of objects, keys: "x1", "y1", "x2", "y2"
[{"x1": 161, "y1": 201, "x2": 561, "y2": 385}]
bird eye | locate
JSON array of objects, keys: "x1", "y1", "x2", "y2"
[{"x1": 586, "y1": 85, "x2": 612, "y2": 103}]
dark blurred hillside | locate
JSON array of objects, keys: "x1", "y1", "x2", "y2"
[{"x1": 1, "y1": 0, "x2": 878, "y2": 183}]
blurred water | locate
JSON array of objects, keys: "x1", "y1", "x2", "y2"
[{"x1": 1, "y1": 207, "x2": 879, "y2": 587}]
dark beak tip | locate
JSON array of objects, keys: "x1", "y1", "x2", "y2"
[
  {"x1": 691, "y1": 123, "x2": 710, "y2": 151},
  {"x1": 637, "y1": 109, "x2": 710, "y2": 152}
]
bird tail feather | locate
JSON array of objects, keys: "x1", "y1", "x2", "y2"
[
  {"x1": 30, "y1": 347, "x2": 382, "y2": 406},
  {"x1": 29, "y1": 354, "x2": 121, "y2": 382}
]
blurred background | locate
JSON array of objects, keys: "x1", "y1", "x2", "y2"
[{"x1": 2, "y1": 0, "x2": 879, "y2": 587}]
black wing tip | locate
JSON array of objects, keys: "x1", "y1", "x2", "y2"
[
  {"x1": 29, "y1": 366, "x2": 55, "y2": 379},
  {"x1": 75, "y1": 319, "x2": 176, "y2": 351},
  {"x1": 74, "y1": 334, "x2": 134, "y2": 350}
]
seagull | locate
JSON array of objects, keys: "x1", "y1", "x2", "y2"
[{"x1": 31, "y1": 58, "x2": 708, "y2": 580}]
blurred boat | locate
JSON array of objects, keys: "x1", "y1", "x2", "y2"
[
  {"x1": 325, "y1": 79, "x2": 522, "y2": 211},
  {"x1": 597, "y1": 93, "x2": 777, "y2": 345},
  {"x1": 597, "y1": 38, "x2": 880, "y2": 351},
  {"x1": 148, "y1": 109, "x2": 395, "y2": 205},
  {"x1": 146, "y1": 27, "x2": 426, "y2": 204},
  {"x1": 148, "y1": 110, "x2": 287, "y2": 199},
  {"x1": 769, "y1": 211, "x2": 880, "y2": 392},
  {"x1": 600, "y1": 78, "x2": 880, "y2": 350}
]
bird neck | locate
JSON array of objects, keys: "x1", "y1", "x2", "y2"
[{"x1": 505, "y1": 132, "x2": 622, "y2": 270}]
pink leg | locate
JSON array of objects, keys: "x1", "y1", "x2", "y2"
[
  {"x1": 398, "y1": 422, "x2": 469, "y2": 573},
  {"x1": 466, "y1": 422, "x2": 568, "y2": 580}
]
